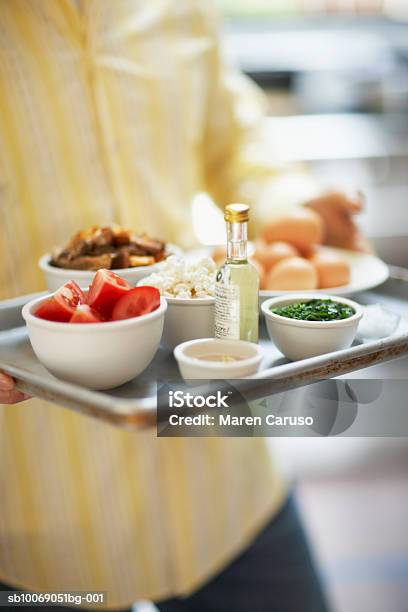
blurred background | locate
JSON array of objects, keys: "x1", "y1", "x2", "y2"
[
  {"x1": 195, "y1": 0, "x2": 408, "y2": 265},
  {"x1": 195, "y1": 2, "x2": 408, "y2": 612},
  {"x1": 138, "y1": 3, "x2": 408, "y2": 612}
]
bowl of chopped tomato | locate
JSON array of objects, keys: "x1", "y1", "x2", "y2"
[{"x1": 22, "y1": 270, "x2": 166, "y2": 389}]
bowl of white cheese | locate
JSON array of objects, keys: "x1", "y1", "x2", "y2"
[{"x1": 139, "y1": 256, "x2": 216, "y2": 349}]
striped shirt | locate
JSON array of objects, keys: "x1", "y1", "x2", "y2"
[{"x1": 0, "y1": 1, "x2": 286, "y2": 607}]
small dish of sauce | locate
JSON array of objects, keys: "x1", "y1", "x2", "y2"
[
  {"x1": 195, "y1": 354, "x2": 244, "y2": 363},
  {"x1": 174, "y1": 338, "x2": 263, "y2": 379}
]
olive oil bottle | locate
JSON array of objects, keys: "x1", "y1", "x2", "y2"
[{"x1": 215, "y1": 204, "x2": 259, "y2": 343}]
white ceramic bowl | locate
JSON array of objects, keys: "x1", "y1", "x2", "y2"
[
  {"x1": 162, "y1": 297, "x2": 215, "y2": 349},
  {"x1": 261, "y1": 294, "x2": 363, "y2": 361},
  {"x1": 22, "y1": 294, "x2": 167, "y2": 390},
  {"x1": 174, "y1": 338, "x2": 263, "y2": 380},
  {"x1": 39, "y1": 254, "x2": 166, "y2": 292}
]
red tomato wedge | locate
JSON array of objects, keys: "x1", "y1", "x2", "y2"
[
  {"x1": 87, "y1": 269, "x2": 130, "y2": 318},
  {"x1": 63, "y1": 280, "x2": 86, "y2": 305},
  {"x1": 111, "y1": 286, "x2": 160, "y2": 321},
  {"x1": 70, "y1": 305, "x2": 104, "y2": 324},
  {"x1": 35, "y1": 281, "x2": 85, "y2": 322}
]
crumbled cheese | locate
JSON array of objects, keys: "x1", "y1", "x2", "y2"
[{"x1": 139, "y1": 256, "x2": 216, "y2": 298}]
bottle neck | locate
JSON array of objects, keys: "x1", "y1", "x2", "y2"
[{"x1": 227, "y1": 221, "x2": 247, "y2": 262}]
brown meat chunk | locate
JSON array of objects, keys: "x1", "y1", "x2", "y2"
[
  {"x1": 154, "y1": 251, "x2": 168, "y2": 263},
  {"x1": 111, "y1": 248, "x2": 131, "y2": 269},
  {"x1": 53, "y1": 253, "x2": 113, "y2": 271},
  {"x1": 58, "y1": 237, "x2": 88, "y2": 260},
  {"x1": 131, "y1": 234, "x2": 165, "y2": 255},
  {"x1": 112, "y1": 227, "x2": 132, "y2": 247},
  {"x1": 91, "y1": 227, "x2": 114, "y2": 249}
]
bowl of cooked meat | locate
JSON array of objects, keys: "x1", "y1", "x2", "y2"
[{"x1": 39, "y1": 225, "x2": 176, "y2": 291}]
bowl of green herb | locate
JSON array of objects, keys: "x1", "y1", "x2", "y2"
[{"x1": 261, "y1": 294, "x2": 363, "y2": 361}]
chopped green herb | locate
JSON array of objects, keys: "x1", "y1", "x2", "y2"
[{"x1": 271, "y1": 299, "x2": 354, "y2": 321}]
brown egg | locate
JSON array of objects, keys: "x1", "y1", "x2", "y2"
[
  {"x1": 252, "y1": 241, "x2": 298, "y2": 273},
  {"x1": 265, "y1": 257, "x2": 318, "y2": 291},
  {"x1": 249, "y1": 258, "x2": 267, "y2": 289},
  {"x1": 310, "y1": 250, "x2": 350, "y2": 289},
  {"x1": 298, "y1": 243, "x2": 318, "y2": 259},
  {"x1": 261, "y1": 208, "x2": 324, "y2": 251},
  {"x1": 212, "y1": 245, "x2": 226, "y2": 266}
]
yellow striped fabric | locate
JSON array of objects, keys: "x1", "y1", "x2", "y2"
[{"x1": 0, "y1": 1, "x2": 285, "y2": 607}]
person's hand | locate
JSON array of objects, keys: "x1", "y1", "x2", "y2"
[
  {"x1": 304, "y1": 190, "x2": 372, "y2": 252},
  {"x1": 0, "y1": 372, "x2": 30, "y2": 404}
]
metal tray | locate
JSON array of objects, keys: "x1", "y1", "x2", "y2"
[{"x1": 1, "y1": 268, "x2": 408, "y2": 429}]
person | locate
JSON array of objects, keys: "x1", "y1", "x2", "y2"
[{"x1": 0, "y1": 1, "x2": 365, "y2": 610}]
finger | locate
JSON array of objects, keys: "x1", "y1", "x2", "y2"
[
  {"x1": 0, "y1": 390, "x2": 30, "y2": 404},
  {"x1": 0, "y1": 372, "x2": 15, "y2": 392}
]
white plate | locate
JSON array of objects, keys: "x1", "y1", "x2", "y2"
[
  {"x1": 186, "y1": 246, "x2": 389, "y2": 298},
  {"x1": 259, "y1": 248, "x2": 389, "y2": 297}
]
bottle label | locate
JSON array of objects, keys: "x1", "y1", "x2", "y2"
[{"x1": 215, "y1": 284, "x2": 240, "y2": 340}]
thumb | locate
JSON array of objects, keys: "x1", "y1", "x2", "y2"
[{"x1": 0, "y1": 372, "x2": 15, "y2": 392}]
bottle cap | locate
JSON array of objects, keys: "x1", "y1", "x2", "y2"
[{"x1": 224, "y1": 203, "x2": 249, "y2": 223}]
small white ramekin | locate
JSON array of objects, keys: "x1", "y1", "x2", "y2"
[
  {"x1": 22, "y1": 294, "x2": 167, "y2": 389},
  {"x1": 174, "y1": 338, "x2": 263, "y2": 380},
  {"x1": 261, "y1": 293, "x2": 363, "y2": 361}
]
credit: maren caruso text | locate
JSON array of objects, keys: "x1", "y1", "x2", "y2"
[{"x1": 167, "y1": 414, "x2": 314, "y2": 427}]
